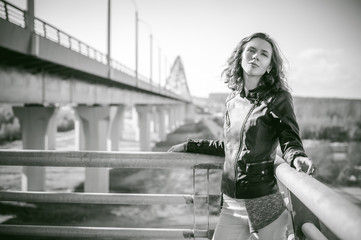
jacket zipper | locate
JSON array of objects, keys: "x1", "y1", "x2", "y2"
[{"x1": 233, "y1": 104, "x2": 257, "y2": 198}]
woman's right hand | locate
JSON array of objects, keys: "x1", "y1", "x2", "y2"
[{"x1": 167, "y1": 142, "x2": 187, "y2": 152}]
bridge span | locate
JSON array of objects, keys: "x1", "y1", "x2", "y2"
[{"x1": 0, "y1": 0, "x2": 194, "y2": 193}]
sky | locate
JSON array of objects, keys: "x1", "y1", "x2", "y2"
[{"x1": 8, "y1": 0, "x2": 361, "y2": 99}]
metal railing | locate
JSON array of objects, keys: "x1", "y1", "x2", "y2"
[
  {"x1": 0, "y1": 150, "x2": 223, "y2": 239},
  {"x1": 0, "y1": 0, "x2": 160, "y2": 89},
  {"x1": 276, "y1": 162, "x2": 361, "y2": 240},
  {"x1": 0, "y1": 150, "x2": 361, "y2": 239}
]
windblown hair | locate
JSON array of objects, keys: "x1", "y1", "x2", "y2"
[{"x1": 222, "y1": 32, "x2": 289, "y2": 97}]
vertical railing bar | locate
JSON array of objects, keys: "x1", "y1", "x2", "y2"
[
  {"x1": 207, "y1": 169, "x2": 210, "y2": 233},
  {"x1": 192, "y1": 168, "x2": 196, "y2": 233},
  {"x1": 56, "y1": 29, "x2": 60, "y2": 44},
  {"x1": 4, "y1": 1, "x2": 9, "y2": 21},
  {"x1": 43, "y1": 22, "x2": 46, "y2": 39},
  {"x1": 68, "y1": 35, "x2": 72, "y2": 49}
]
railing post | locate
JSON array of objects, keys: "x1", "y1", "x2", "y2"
[
  {"x1": 288, "y1": 191, "x2": 321, "y2": 240},
  {"x1": 57, "y1": 29, "x2": 60, "y2": 44},
  {"x1": 43, "y1": 22, "x2": 46, "y2": 38},
  {"x1": 4, "y1": 1, "x2": 9, "y2": 21},
  {"x1": 192, "y1": 168, "x2": 196, "y2": 233},
  {"x1": 68, "y1": 35, "x2": 72, "y2": 49}
]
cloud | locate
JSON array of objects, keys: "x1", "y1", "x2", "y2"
[{"x1": 288, "y1": 48, "x2": 360, "y2": 99}]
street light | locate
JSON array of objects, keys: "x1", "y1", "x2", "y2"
[
  {"x1": 126, "y1": 0, "x2": 139, "y2": 83},
  {"x1": 138, "y1": 18, "x2": 153, "y2": 85}
]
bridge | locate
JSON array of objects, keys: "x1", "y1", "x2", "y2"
[
  {"x1": 0, "y1": 0, "x2": 194, "y2": 193},
  {"x1": 1, "y1": 0, "x2": 361, "y2": 239}
]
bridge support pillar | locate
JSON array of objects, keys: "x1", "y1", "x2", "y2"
[
  {"x1": 174, "y1": 105, "x2": 182, "y2": 128},
  {"x1": 178, "y1": 104, "x2": 185, "y2": 126},
  {"x1": 166, "y1": 106, "x2": 174, "y2": 132},
  {"x1": 155, "y1": 106, "x2": 167, "y2": 141},
  {"x1": 109, "y1": 105, "x2": 125, "y2": 151},
  {"x1": 13, "y1": 106, "x2": 58, "y2": 191},
  {"x1": 152, "y1": 107, "x2": 159, "y2": 134},
  {"x1": 74, "y1": 106, "x2": 110, "y2": 193},
  {"x1": 135, "y1": 105, "x2": 152, "y2": 151},
  {"x1": 185, "y1": 103, "x2": 194, "y2": 122}
]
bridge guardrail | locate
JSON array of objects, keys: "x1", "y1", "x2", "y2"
[
  {"x1": 0, "y1": 150, "x2": 361, "y2": 239},
  {"x1": 0, "y1": 0, "x2": 164, "y2": 92},
  {"x1": 0, "y1": 0, "x2": 25, "y2": 28}
]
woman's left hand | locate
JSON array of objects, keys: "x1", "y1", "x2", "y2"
[{"x1": 293, "y1": 156, "x2": 316, "y2": 176}]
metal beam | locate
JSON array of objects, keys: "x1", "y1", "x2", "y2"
[
  {"x1": 0, "y1": 225, "x2": 209, "y2": 239},
  {"x1": 276, "y1": 161, "x2": 361, "y2": 240},
  {"x1": 0, "y1": 150, "x2": 224, "y2": 169}
]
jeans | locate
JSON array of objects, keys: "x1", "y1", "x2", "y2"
[{"x1": 212, "y1": 194, "x2": 288, "y2": 240}]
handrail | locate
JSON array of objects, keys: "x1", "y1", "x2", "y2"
[
  {"x1": 1, "y1": 150, "x2": 361, "y2": 239},
  {"x1": 0, "y1": 225, "x2": 208, "y2": 239},
  {"x1": 0, "y1": 150, "x2": 224, "y2": 169},
  {"x1": 0, "y1": 150, "x2": 221, "y2": 239},
  {"x1": 276, "y1": 161, "x2": 361, "y2": 240},
  {"x1": 0, "y1": 0, "x2": 168, "y2": 93},
  {"x1": 0, "y1": 191, "x2": 220, "y2": 205},
  {"x1": 0, "y1": 0, "x2": 25, "y2": 27},
  {"x1": 301, "y1": 223, "x2": 327, "y2": 240}
]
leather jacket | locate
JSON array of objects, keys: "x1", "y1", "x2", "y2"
[{"x1": 186, "y1": 88, "x2": 307, "y2": 199}]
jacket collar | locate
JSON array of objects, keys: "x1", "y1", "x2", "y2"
[{"x1": 239, "y1": 83, "x2": 262, "y2": 104}]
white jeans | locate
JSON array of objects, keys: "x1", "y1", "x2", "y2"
[{"x1": 212, "y1": 195, "x2": 288, "y2": 240}]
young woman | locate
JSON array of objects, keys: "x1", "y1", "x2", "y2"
[{"x1": 168, "y1": 32, "x2": 315, "y2": 240}]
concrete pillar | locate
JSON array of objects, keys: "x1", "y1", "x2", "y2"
[
  {"x1": 156, "y1": 106, "x2": 167, "y2": 141},
  {"x1": 13, "y1": 106, "x2": 57, "y2": 191},
  {"x1": 185, "y1": 103, "x2": 194, "y2": 122},
  {"x1": 109, "y1": 105, "x2": 125, "y2": 151},
  {"x1": 152, "y1": 107, "x2": 159, "y2": 134},
  {"x1": 135, "y1": 105, "x2": 152, "y2": 151},
  {"x1": 173, "y1": 105, "x2": 180, "y2": 128},
  {"x1": 176, "y1": 105, "x2": 184, "y2": 126},
  {"x1": 132, "y1": 106, "x2": 139, "y2": 141},
  {"x1": 74, "y1": 106, "x2": 110, "y2": 193},
  {"x1": 47, "y1": 111, "x2": 58, "y2": 150},
  {"x1": 166, "y1": 106, "x2": 174, "y2": 132}
]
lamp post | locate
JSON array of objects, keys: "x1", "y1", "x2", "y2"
[
  {"x1": 107, "y1": 0, "x2": 111, "y2": 78},
  {"x1": 139, "y1": 19, "x2": 153, "y2": 86},
  {"x1": 135, "y1": 10, "x2": 138, "y2": 83}
]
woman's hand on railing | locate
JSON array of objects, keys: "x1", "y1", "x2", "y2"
[
  {"x1": 167, "y1": 142, "x2": 187, "y2": 152},
  {"x1": 293, "y1": 156, "x2": 316, "y2": 176}
]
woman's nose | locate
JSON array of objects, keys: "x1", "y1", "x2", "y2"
[{"x1": 252, "y1": 53, "x2": 258, "y2": 60}]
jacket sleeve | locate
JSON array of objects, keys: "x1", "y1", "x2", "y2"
[
  {"x1": 186, "y1": 139, "x2": 225, "y2": 157},
  {"x1": 269, "y1": 91, "x2": 307, "y2": 166}
]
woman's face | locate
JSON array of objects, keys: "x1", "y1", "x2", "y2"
[{"x1": 241, "y1": 38, "x2": 273, "y2": 79}]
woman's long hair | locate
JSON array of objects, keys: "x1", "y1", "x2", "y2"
[{"x1": 222, "y1": 32, "x2": 289, "y2": 98}]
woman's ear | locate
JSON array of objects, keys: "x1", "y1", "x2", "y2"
[{"x1": 266, "y1": 66, "x2": 272, "y2": 74}]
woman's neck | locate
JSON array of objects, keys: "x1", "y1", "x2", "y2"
[{"x1": 243, "y1": 75, "x2": 261, "y2": 95}]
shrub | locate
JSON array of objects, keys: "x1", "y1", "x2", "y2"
[
  {"x1": 318, "y1": 126, "x2": 349, "y2": 142},
  {"x1": 315, "y1": 160, "x2": 341, "y2": 184},
  {"x1": 56, "y1": 107, "x2": 75, "y2": 132}
]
